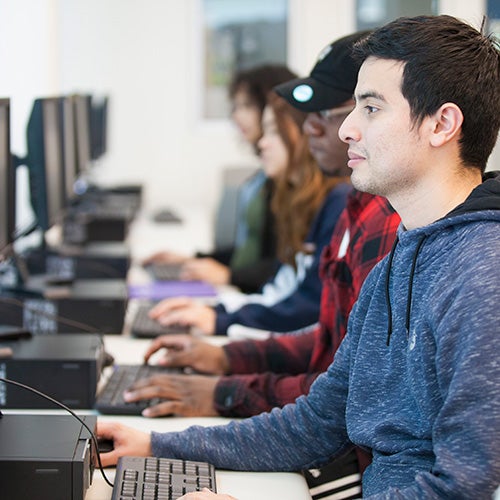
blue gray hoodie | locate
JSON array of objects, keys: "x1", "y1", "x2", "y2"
[{"x1": 152, "y1": 174, "x2": 500, "y2": 499}]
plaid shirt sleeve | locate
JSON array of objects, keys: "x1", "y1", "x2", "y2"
[
  {"x1": 214, "y1": 192, "x2": 400, "y2": 418},
  {"x1": 214, "y1": 329, "x2": 318, "y2": 416}
]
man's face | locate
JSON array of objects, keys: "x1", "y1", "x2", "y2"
[
  {"x1": 339, "y1": 57, "x2": 426, "y2": 199},
  {"x1": 302, "y1": 102, "x2": 353, "y2": 177}
]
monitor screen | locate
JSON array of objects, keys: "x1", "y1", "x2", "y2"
[
  {"x1": 0, "y1": 98, "x2": 15, "y2": 254},
  {"x1": 26, "y1": 97, "x2": 66, "y2": 231},
  {"x1": 73, "y1": 94, "x2": 92, "y2": 175},
  {"x1": 61, "y1": 95, "x2": 78, "y2": 205},
  {"x1": 90, "y1": 95, "x2": 108, "y2": 161}
]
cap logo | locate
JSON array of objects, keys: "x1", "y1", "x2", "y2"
[{"x1": 292, "y1": 84, "x2": 314, "y2": 103}]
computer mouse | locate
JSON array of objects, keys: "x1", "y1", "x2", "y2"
[
  {"x1": 96, "y1": 437, "x2": 115, "y2": 454},
  {"x1": 103, "y1": 350, "x2": 115, "y2": 367},
  {"x1": 152, "y1": 208, "x2": 182, "y2": 223}
]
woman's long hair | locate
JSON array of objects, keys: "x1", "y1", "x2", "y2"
[{"x1": 267, "y1": 93, "x2": 346, "y2": 267}]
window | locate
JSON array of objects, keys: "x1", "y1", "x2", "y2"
[
  {"x1": 356, "y1": 0, "x2": 437, "y2": 30},
  {"x1": 488, "y1": 0, "x2": 500, "y2": 41},
  {"x1": 201, "y1": 0, "x2": 288, "y2": 119}
]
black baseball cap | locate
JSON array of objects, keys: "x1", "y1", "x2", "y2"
[{"x1": 275, "y1": 30, "x2": 372, "y2": 112}]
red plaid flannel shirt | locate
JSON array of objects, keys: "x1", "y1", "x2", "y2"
[{"x1": 214, "y1": 191, "x2": 400, "y2": 417}]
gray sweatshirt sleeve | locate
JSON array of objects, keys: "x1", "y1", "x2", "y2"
[{"x1": 150, "y1": 333, "x2": 354, "y2": 471}]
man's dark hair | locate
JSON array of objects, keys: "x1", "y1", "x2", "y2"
[{"x1": 353, "y1": 15, "x2": 500, "y2": 172}]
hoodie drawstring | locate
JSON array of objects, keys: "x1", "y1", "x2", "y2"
[
  {"x1": 405, "y1": 236, "x2": 426, "y2": 337},
  {"x1": 385, "y1": 237, "x2": 399, "y2": 346},
  {"x1": 385, "y1": 235, "x2": 426, "y2": 346}
]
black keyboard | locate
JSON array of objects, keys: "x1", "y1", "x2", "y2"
[
  {"x1": 111, "y1": 456, "x2": 216, "y2": 500},
  {"x1": 95, "y1": 364, "x2": 181, "y2": 415},
  {"x1": 130, "y1": 304, "x2": 190, "y2": 338},
  {"x1": 146, "y1": 263, "x2": 182, "y2": 281}
]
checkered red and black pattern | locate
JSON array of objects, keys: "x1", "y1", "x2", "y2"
[{"x1": 214, "y1": 190, "x2": 400, "y2": 417}]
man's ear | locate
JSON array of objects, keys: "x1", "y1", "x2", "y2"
[{"x1": 429, "y1": 102, "x2": 463, "y2": 147}]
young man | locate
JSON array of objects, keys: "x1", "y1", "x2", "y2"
[{"x1": 98, "y1": 16, "x2": 500, "y2": 498}]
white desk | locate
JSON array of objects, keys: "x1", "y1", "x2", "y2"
[
  {"x1": 89, "y1": 415, "x2": 312, "y2": 500},
  {"x1": 127, "y1": 206, "x2": 213, "y2": 263},
  {"x1": 86, "y1": 335, "x2": 312, "y2": 500}
]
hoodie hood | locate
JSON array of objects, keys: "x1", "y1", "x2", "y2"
[
  {"x1": 446, "y1": 171, "x2": 500, "y2": 217},
  {"x1": 385, "y1": 171, "x2": 500, "y2": 345}
]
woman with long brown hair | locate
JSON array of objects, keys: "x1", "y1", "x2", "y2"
[
  {"x1": 147, "y1": 91, "x2": 351, "y2": 336},
  {"x1": 143, "y1": 64, "x2": 297, "y2": 293}
]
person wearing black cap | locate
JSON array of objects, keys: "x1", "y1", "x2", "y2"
[{"x1": 275, "y1": 30, "x2": 372, "y2": 177}]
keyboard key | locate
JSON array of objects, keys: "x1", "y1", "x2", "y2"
[
  {"x1": 111, "y1": 456, "x2": 216, "y2": 500},
  {"x1": 95, "y1": 364, "x2": 182, "y2": 415}
]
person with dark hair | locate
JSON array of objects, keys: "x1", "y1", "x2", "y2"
[
  {"x1": 99, "y1": 15, "x2": 500, "y2": 498},
  {"x1": 144, "y1": 64, "x2": 297, "y2": 293},
  {"x1": 228, "y1": 64, "x2": 300, "y2": 153}
]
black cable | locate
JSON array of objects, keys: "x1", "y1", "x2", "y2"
[
  {"x1": 0, "y1": 376, "x2": 114, "y2": 488},
  {"x1": 13, "y1": 219, "x2": 40, "y2": 240},
  {"x1": 0, "y1": 243, "x2": 14, "y2": 262}
]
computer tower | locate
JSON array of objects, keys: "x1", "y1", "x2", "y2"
[
  {"x1": 0, "y1": 413, "x2": 96, "y2": 500},
  {"x1": 0, "y1": 278, "x2": 127, "y2": 334},
  {"x1": 23, "y1": 243, "x2": 130, "y2": 280},
  {"x1": 0, "y1": 334, "x2": 105, "y2": 409},
  {"x1": 63, "y1": 211, "x2": 131, "y2": 243},
  {"x1": 63, "y1": 193, "x2": 137, "y2": 244}
]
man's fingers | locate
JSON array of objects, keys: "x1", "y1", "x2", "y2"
[
  {"x1": 143, "y1": 334, "x2": 192, "y2": 362},
  {"x1": 142, "y1": 400, "x2": 186, "y2": 418}
]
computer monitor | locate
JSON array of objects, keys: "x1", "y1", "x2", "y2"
[
  {"x1": 60, "y1": 95, "x2": 79, "y2": 205},
  {"x1": 25, "y1": 97, "x2": 66, "y2": 231},
  {"x1": 90, "y1": 95, "x2": 108, "y2": 161},
  {"x1": 73, "y1": 94, "x2": 92, "y2": 176},
  {"x1": 0, "y1": 98, "x2": 15, "y2": 256}
]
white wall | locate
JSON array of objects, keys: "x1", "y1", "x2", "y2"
[
  {"x1": 0, "y1": 0, "x2": 497, "y2": 224},
  {"x1": 0, "y1": 0, "x2": 351, "y2": 220},
  {"x1": 54, "y1": 0, "x2": 352, "y2": 214}
]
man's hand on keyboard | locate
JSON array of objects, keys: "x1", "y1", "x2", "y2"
[
  {"x1": 143, "y1": 334, "x2": 230, "y2": 375},
  {"x1": 123, "y1": 373, "x2": 220, "y2": 417},
  {"x1": 178, "y1": 488, "x2": 237, "y2": 500},
  {"x1": 96, "y1": 421, "x2": 152, "y2": 467},
  {"x1": 149, "y1": 298, "x2": 216, "y2": 335}
]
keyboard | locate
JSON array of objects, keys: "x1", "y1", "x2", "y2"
[
  {"x1": 130, "y1": 304, "x2": 190, "y2": 338},
  {"x1": 146, "y1": 263, "x2": 182, "y2": 281},
  {"x1": 111, "y1": 456, "x2": 216, "y2": 500},
  {"x1": 95, "y1": 364, "x2": 181, "y2": 415}
]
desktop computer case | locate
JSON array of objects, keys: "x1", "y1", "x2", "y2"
[{"x1": 0, "y1": 413, "x2": 96, "y2": 500}]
